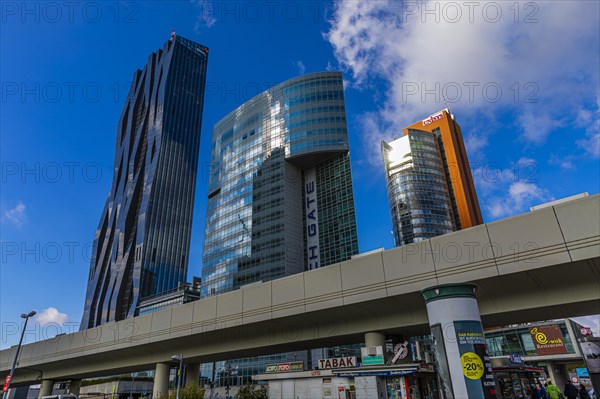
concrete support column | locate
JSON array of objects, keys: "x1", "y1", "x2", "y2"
[
  {"x1": 153, "y1": 363, "x2": 170, "y2": 399},
  {"x1": 38, "y1": 380, "x2": 54, "y2": 399},
  {"x1": 364, "y1": 331, "x2": 386, "y2": 364},
  {"x1": 422, "y1": 283, "x2": 495, "y2": 399},
  {"x1": 185, "y1": 363, "x2": 200, "y2": 387},
  {"x1": 364, "y1": 331, "x2": 385, "y2": 348},
  {"x1": 68, "y1": 380, "x2": 81, "y2": 396}
]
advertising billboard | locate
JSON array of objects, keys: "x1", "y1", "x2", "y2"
[{"x1": 529, "y1": 325, "x2": 568, "y2": 355}]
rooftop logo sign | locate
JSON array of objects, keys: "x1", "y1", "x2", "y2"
[{"x1": 422, "y1": 111, "x2": 445, "y2": 126}]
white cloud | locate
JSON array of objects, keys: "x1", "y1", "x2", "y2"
[
  {"x1": 295, "y1": 60, "x2": 306, "y2": 75},
  {"x1": 325, "y1": 0, "x2": 600, "y2": 164},
  {"x1": 577, "y1": 133, "x2": 600, "y2": 158},
  {"x1": 3, "y1": 201, "x2": 27, "y2": 227},
  {"x1": 549, "y1": 154, "x2": 576, "y2": 171},
  {"x1": 486, "y1": 182, "x2": 553, "y2": 219},
  {"x1": 464, "y1": 133, "x2": 488, "y2": 158},
  {"x1": 574, "y1": 99, "x2": 600, "y2": 158},
  {"x1": 35, "y1": 307, "x2": 69, "y2": 326},
  {"x1": 193, "y1": 0, "x2": 217, "y2": 31},
  {"x1": 572, "y1": 315, "x2": 600, "y2": 337},
  {"x1": 517, "y1": 110, "x2": 564, "y2": 145},
  {"x1": 471, "y1": 157, "x2": 554, "y2": 219}
]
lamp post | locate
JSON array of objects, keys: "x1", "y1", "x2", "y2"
[
  {"x1": 171, "y1": 355, "x2": 183, "y2": 399},
  {"x1": 129, "y1": 373, "x2": 135, "y2": 399},
  {"x1": 2, "y1": 311, "x2": 36, "y2": 399},
  {"x1": 222, "y1": 362, "x2": 238, "y2": 399}
]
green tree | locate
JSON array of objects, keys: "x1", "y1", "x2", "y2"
[
  {"x1": 164, "y1": 383, "x2": 205, "y2": 399},
  {"x1": 235, "y1": 383, "x2": 268, "y2": 399}
]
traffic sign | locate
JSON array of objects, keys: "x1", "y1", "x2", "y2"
[{"x1": 570, "y1": 376, "x2": 579, "y2": 384}]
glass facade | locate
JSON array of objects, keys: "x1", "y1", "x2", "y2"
[
  {"x1": 485, "y1": 322, "x2": 575, "y2": 357},
  {"x1": 202, "y1": 72, "x2": 358, "y2": 296},
  {"x1": 81, "y1": 35, "x2": 209, "y2": 329},
  {"x1": 381, "y1": 129, "x2": 455, "y2": 246},
  {"x1": 200, "y1": 72, "x2": 359, "y2": 388}
]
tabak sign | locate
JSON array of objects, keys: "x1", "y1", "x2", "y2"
[
  {"x1": 529, "y1": 325, "x2": 568, "y2": 355},
  {"x1": 318, "y1": 356, "x2": 357, "y2": 369},
  {"x1": 266, "y1": 361, "x2": 304, "y2": 373},
  {"x1": 422, "y1": 111, "x2": 445, "y2": 126}
]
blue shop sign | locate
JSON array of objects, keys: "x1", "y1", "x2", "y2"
[
  {"x1": 510, "y1": 353, "x2": 524, "y2": 365},
  {"x1": 576, "y1": 368, "x2": 589, "y2": 378}
]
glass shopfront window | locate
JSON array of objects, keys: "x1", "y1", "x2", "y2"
[
  {"x1": 385, "y1": 375, "x2": 438, "y2": 399},
  {"x1": 484, "y1": 322, "x2": 575, "y2": 357},
  {"x1": 494, "y1": 370, "x2": 543, "y2": 399}
]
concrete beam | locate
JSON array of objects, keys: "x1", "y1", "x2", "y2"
[{"x1": 1, "y1": 194, "x2": 597, "y2": 385}]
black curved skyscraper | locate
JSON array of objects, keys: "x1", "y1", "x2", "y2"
[{"x1": 81, "y1": 33, "x2": 209, "y2": 329}]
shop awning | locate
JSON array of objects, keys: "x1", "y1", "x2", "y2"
[
  {"x1": 492, "y1": 366, "x2": 545, "y2": 373},
  {"x1": 332, "y1": 364, "x2": 429, "y2": 377}
]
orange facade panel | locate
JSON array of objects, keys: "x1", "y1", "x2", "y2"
[{"x1": 404, "y1": 109, "x2": 483, "y2": 229}]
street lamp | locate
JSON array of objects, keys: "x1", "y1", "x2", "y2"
[
  {"x1": 2, "y1": 311, "x2": 36, "y2": 399},
  {"x1": 129, "y1": 373, "x2": 135, "y2": 399},
  {"x1": 222, "y1": 362, "x2": 238, "y2": 398},
  {"x1": 171, "y1": 355, "x2": 183, "y2": 399}
]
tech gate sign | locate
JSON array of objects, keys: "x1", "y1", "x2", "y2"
[{"x1": 318, "y1": 356, "x2": 357, "y2": 369}]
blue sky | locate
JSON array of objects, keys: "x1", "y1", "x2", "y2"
[{"x1": 1, "y1": 1, "x2": 599, "y2": 348}]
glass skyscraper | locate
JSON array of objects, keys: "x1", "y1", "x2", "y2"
[
  {"x1": 382, "y1": 109, "x2": 482, "y2": 246},
  {"x1": 201, "y1": 72, "x2": 359, "y2": 386},
  {"x1": 81, "y1": 34, "x2": 209, "y2": 329},
  {"x1": 382, "y1": 129, "x2": 456, "y2": 246},
  {"x1": 202, "y1": 71, "x2": 358, "y2": 296}
]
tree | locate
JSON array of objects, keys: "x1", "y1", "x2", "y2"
[
  {"x1": 235, "y1": 383, "x2": 268, "y2": 399},
  {"x1": 163, "y1": 383, "x2": 205, "y2": 399}
]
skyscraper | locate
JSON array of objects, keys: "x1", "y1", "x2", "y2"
[
  {"x1": 200, "y1": 72, "x2": 359, "y2": 387},
  {"x1": 382, "y1": 109, "x2": 482, "y2": 246},
  {"x1": 81, "y1": 34, "x2": 209, "y2": 329},
  {"x1": 202, "y1": 71, "x2": 358, "y2": 296}
]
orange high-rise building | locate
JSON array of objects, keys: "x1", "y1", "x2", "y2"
[{"x1": 404, "y1": 108, "x2": 483, "y2": 229}]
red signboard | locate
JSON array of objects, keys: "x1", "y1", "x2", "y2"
[
  {"x1": 581, "y1": 327, "x2": 593, "y2": 336},
  {"x1": 2, "y1": 374, "x2": 12, "y2": 393},
  {"x1": 529, "y1": 325, "x2": 568, "y2": 355}
]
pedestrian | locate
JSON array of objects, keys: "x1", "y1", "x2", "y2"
[
  {"x1": 531, "y1": 385, "x2": 543, "y2": 399},
  {"x1": 539, "y1": 383, "x2": 549, "y2": 399},
  {"x1": 564, "y1": 381, "x2": 578, "y2": 399},
  {"x1": 579, "y1": 384, "x2": 592, "y2": 399},
  {"x1": 545, "y1": 381, "x2": 561, "y2": 399}
]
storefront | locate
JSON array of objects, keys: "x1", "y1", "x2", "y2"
[
  {"x1": 254, "y1": 362, "x2": 439, "y2": 399},
  {"x1": 493, "y1": 365, "x2": 545, "y2": 399},
  {"x1": 253, "y1": 368, "x2": 353, "y2": 399},
  {"x1": 333, "y1": 364, "x2": 439, "y2": 399}
]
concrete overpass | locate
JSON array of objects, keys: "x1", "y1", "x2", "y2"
[{"x1": 1, "y1": 194, "x2": 599, "y2": 390}]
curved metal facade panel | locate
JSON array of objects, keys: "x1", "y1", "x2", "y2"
[
  {"x1": 202, "y1": 72, "x2": 358, "y2": 296},
  {"x1": 81, "y1": 35, "x2": 209, "y2": 329}
]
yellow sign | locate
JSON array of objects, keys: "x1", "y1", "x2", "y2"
[
  {"x1": 461, "y1": 352, "x2": 484, "y2": 380},
  {"x1": 531, "y1": 328, "x2": 548, "y2": 344}
]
